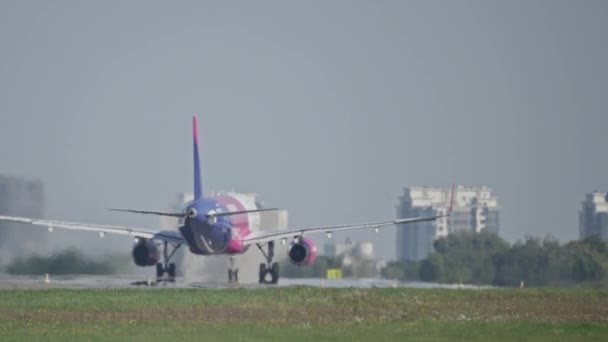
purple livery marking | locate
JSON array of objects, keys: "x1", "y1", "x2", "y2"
[{"x1": 214, "y1": 194, "x2": 251, "y2": 253}]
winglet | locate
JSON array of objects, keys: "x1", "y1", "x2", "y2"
[
  {"x1": 193, "y1": 116, "x2": 203, "y2": 200},
  {"x1": 448, "y1": 184, "x2": 455, "y2": 214}
]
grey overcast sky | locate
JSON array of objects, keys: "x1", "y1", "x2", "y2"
[{"x1": 0, "y1": 1, "x2": 606, "y2": 260}]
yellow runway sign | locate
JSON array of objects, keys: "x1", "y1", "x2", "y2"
[{"x1": 326, "y1": 269, "x2": 342, "y2": 280}]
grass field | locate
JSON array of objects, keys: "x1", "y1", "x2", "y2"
[{"x1": 0, "y1": 287, "x2": 607, "y2": 341}]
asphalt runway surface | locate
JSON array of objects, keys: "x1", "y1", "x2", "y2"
[{"x1": 0, "y1": 274, "x2": 495, "y2": 290}]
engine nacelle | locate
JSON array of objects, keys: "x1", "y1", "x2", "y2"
[
  {"x1": 132, "y1": 238, "x2": 160, "y2": 267},
  {"x1": 288, "y1": 238, "x2": 317, "y2": 266}
]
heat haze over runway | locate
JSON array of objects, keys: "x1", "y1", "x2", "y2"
[{"x1": 0, "y1": 275, "x2": 494, "y2": 290}]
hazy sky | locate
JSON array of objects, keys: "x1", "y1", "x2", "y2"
[{"x1": 0, "y1": 1, "x2": 606, "y2": 260}]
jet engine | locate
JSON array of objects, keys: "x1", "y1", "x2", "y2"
[
  {"x1": 132, "y1": 238, "x2": 160, "y2": 267},
  {"x1": 288, "y1": 238, "x2": 317, "y2": 266}
]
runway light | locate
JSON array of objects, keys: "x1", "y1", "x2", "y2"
[
  {"x1": 98, "y1": 232, "x2": 105, "y2": 238},
  {"x1": 280, "y1": 238, "x2": 287, "y2": 245},
  {"x1": 48, "y1": 226, "x2": 54, "y2": 232},
  {"x1": 326, "y1": 232, "x2": 332, "y2": 239},
  {"x1": 374, "y1": 227, "x2": 379, "y2": 233}
]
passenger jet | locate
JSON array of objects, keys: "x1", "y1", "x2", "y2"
[{"x1": 0, "y1": 117, "x2": 452, "y2": 284}]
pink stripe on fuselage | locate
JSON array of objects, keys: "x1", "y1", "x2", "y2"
[{"x1": 213, "y1": 195, "x2": 251, "y2": 253}]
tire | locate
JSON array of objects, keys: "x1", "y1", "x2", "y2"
[
  {"x1": 271, "y1": 262, "x2": 280, "y2": 284},
  {"x1": 168, "y1": 263, "x2": 176, "y2": 282},
  {"x1": 259, "y1": 263, "x2": 267, "y2": 283},
  {"x1": 156, "y1": 263, "x2": 164, "y2": 279}
]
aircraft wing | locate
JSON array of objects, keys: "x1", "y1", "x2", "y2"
[
  {"x1": 242, "y1": 214, "x2": 445, "y2": 245},
  {"x1": 0, "y1": 215, "x2": 185, "y2": 244},
  {"x1": 243, "y1": 184, "x2": 455, "y2": 245}
]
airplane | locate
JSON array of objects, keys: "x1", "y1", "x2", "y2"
[{"x1": 0, "y1": 117, "x2": 453, "y2": 284}]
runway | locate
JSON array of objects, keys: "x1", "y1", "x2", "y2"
[{"x1": 0, "y1": 274, "x2": 495, "y2": 290}]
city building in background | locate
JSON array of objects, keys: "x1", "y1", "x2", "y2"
[
  {"x1": 324, "y1": 238, "x2": 374, "y2": 261},
  {"x1": 579, "y1": 191, "x2": 608, "y2": 240},
  {"x1": 159, "y1": 192, "x2": 194, "y2": 230},
  {"x1": 323, "y1": 238, "x2": 379, "y2": 277},
  {"x1": 0, "y1": 174, "x2": 45, "y2": 261},
  {"x1": 396, "y1": 185, "x2": 500, "y2": 261},
  {"x1": 323, "y1": 238, "x2": 354, "y2": 258}
]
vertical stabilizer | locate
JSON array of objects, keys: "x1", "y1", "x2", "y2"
[{"x1": 192, "y1": 116, "x2": 203, "y2": 200}]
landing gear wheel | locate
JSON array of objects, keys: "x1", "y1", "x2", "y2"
[
  {"x1": 228, "y1": 269, "x2": 239, "y2": 283},
  {"x1": 156, "y1": 263, "x2": 164, "y2": 280},
  {"x1": 259, "y1": 263, "x2": 267, "y2": 283},
  {"x1": 229, "y1": 269, "x2": 240, "y2": 283},
  {"x1": 257, "y1": 241, "x2": 279, "y2": 284},
  {"x1": 228, "y1": 257, "x2": 239, "y2": 283},
  {"x1": 153, "y1": 242, "x2": 181, "y2": 283},
  {"x1": 167, "y1": 263, "x2": 176, "y2": 282},
  {"x1": 271, "y1": 262, "x2": 279, "y2": 284}
]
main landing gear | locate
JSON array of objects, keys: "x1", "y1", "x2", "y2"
[
  {"x1": 257, "y1": 241, "x2": 279, "y2": 284},
  {"x1": 228, "y1": 256, "x2": 239, "y2": 283},
  {"x1": 156, "y1": 241, "x2": 181, "y2": 282}
]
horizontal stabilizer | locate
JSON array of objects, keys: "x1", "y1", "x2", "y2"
[
  {"x1": 207, "y1": 208, "x2": 281, "y2": 218},
  {"x1": 108, "y1": 208, "x2": 184, "y2": 217}
]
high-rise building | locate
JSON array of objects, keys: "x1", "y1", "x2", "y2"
[
  {"x1": 579, "y1": 191, "x2": 608, "y2": 240},
  {"x1": 396, "y1": 185, "x2": 500, "y2": 261}
]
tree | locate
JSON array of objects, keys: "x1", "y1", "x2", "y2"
[
  {"x1": 389, "y1": 232, "x2": 608, "y2": 287},
  {"x1": 419, "y1": 253, "x2": 444, "y2": 282},
  {"x1": 381, "y1": 261, "x2": 405, "y2": 280},
  {"x1": 432, "y1": 230, "x2": 508, "y2": 284}
]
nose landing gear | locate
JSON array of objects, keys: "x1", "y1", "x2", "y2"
[
  {"x1": 228, "y1": 256, "x2": 239, "y2": 283},
  {"x1": 257, "y1": 241, "x2": 279, "y2": 284}
]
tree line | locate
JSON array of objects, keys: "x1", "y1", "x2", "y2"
[
  {"x1": 381, "y1": 231, "x2": 608, "y2": 287},
  {"x1": 5, "y1": 248, "x2": 129, "y2": 275}
]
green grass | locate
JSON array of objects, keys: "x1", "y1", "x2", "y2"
[{"x1": 0, "y1": 288, "x2": 607, "y2": 341}]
